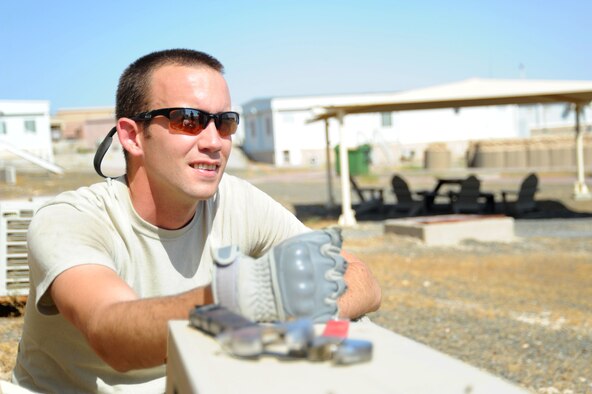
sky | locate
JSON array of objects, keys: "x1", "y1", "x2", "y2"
[{"x1": 1, "y1": 0, "x2": 591, "y2": 114}]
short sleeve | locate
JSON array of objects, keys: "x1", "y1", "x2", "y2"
[{"x1": 27, "y1": 203, "x2": 118, "y2": 315}]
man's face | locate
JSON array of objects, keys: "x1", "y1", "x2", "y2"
[{"x1": 138, "y1": 64, "x2": 233, "y2": 204}]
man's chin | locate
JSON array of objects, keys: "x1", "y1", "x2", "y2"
[
  {"x1": 184, "y1": 171, "x2": 224, "y2": 200},
  {"x1": 188, "y1": 183, "x2": 221, "y2": 201}
]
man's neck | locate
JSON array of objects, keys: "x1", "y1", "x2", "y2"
[{"x1": 126, "y1": 173, "x2": 199, "y2": 230}]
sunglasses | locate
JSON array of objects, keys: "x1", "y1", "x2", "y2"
[
  {"x1": 93, "y1": 107, "x2": 240, "y2": 178},
  {"x1": 132, "y1": 107, "x2": 240, "y2": 136}
]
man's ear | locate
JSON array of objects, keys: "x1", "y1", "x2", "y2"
[{"x1": 117, "y1": 118, "x2": 143, "y2": 157}]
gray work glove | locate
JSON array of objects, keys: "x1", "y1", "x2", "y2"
[{"x1": 212, "y1": 228, "x2": 347, "y2": 323}]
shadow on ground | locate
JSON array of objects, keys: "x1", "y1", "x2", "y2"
[{"x1": 294, "y1": 199, "x2": 592, "y2": 222}]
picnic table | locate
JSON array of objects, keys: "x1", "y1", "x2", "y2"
[{"x1": 423, "y1": 177, "x2": 496, "y2": 213}]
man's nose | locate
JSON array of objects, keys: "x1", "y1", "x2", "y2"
[{"x1": 197, "y1": 121, "x2": 223, "y2": 151}]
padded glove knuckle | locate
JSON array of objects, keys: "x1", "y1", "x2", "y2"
[
  {"x1": 275, "y1": 243, "x2": 318, "y2": 316},
  {"x1": 212, "y1": 228, "x2": 347, "y2": 323},
  {"x1": 282, "y1": 260, "x2": 316, "y2": 298}
]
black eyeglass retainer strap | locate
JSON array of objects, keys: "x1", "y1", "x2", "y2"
[{"x1": 93, "y1": 126, "x2": 117, "y2": 178}]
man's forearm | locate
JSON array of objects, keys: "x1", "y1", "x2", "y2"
[
  {"x1": 86, "y1": 286, "x2": 212, "y2": 372},
  {"x1": 337, "y1": 251, "x2": 382, "y2": 319}
]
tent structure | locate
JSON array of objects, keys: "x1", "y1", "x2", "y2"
[{"x1": 308, "y1": 78, "x2": 592, "y2": 226}]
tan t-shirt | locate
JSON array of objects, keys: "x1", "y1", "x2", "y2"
[{"x1": 13, "y1": 174, "x2": 308, "y2": 393}]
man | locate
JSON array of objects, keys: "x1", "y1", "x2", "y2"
[{"x1": 13, "y1": 49, "x2": 381, "y2": 393}]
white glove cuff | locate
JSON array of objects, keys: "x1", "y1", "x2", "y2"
[{"x1": 213, "y1": 246, "x2": 280, "y2": 322}]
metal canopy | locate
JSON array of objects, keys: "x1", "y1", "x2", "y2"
[
  {"x1": 309, "y1": 78, "x2": 592, "y2": 226},
  {"x1": 311, "y1": 78, "x2": 592, "y2": 119}
]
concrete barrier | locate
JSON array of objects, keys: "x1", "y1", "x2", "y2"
[
  {"x1": 424, "y1": 143, "x2": 451, "y2": 170},
  {"x1": 166, "y1": 319, "x2": 529, "y2": 394},
  {"x1": 384, "y1": 214, "x2": 515, "y2": 246},
  {"x1": 466, "y1": 135, "x2": 591, "y2": 171},
  {"x1": 550, "y1": 142, "x2": 575, "y2": 169},
  {"x1": 527, "y1": 141, "x2": 550, "y2": 168},
  {"x1": 504, "y1": 141, "x2": 528, "y2": 168},
  {"x1": 471, "y1": 141, "x2": 505, "y2": 168}
]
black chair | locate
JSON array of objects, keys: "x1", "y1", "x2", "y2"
[
  {"x1": 501, "y1": 173, "x2": 539, "y2": 216},
  {"x1": 349, "y1": 175, "x2": 384, "y2": 215},
  {"x1": 448, "y1": 175, "x2": 482, "y2": 213},
  {"x1": 390, "y1": 175, "x2": 426, "y2": 216}
]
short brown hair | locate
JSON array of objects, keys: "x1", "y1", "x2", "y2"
[{"x1": 116, "y1": 49, "x2": 224, "y2": 120}]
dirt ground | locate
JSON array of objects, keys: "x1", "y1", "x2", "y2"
[
  {"x1": 339, "y1": 225, "x2": 592, "y2": 394},
  {"x1": 1, "y1": 161, "x2": 592, "y2": 393}
]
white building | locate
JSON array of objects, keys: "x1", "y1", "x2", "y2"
[
  {"x1": 242, "y1": 94, "x2": 393, "y2": 167},
  {"x1": 241, "y1": 92, "x2": 581, "y2": 168},
  {"x1": 0, "y1": 100, "x2": 53, "y2": 162}
]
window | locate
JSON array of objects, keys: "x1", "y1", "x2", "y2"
[
  {"x1": 265, "y1": 118, "x2": 272, "y2": 136},
  {"x1": 0, "y1": 121, "x2": 6, "y2": 134},
  {"x1": 250, "y1": 121, "x2": 256, "y2": 138},
  {"x1": 283, "y1": 150, "x2": 290, "y2": 164},
  {"x1": 24, "y1": 119, "x2": 37, "y2": 133},
  {"x1": 381, "y1": 112, "x2": 392, "y2": 127}
]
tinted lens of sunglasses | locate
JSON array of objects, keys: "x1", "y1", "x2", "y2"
[
  {"x1": 215, "y1": 112, "x2": 239, "y2": 136},
  {"x1": 168, "y1": 109, "x2": 205, "y2": 134},
  {"x1": 168, "y1": 109, "x2": 238, "y2": 136}
]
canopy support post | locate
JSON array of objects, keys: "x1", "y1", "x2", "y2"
[
  {"x1": 324, "y1": 119, "x2": 336, "y2": 210},
  {"x1": 573, "y1": 103, "x2": 591, "y2": 200},
  {"x1": 337, "y1": 111, "x2": 357, "y2": 227}
]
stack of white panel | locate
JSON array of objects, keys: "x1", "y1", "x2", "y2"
[{"x1": 0, "y1": 198, "x2": 49, "y2": 297}]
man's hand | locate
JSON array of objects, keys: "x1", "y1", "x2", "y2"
[{"x1": 212, "y1": 228, "x2": 347, "y2": 323}]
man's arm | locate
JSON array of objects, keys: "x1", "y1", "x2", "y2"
[
  {"x1": 50, "y1": 264, "x2": 212, "y2": 372},
  {"x1": 338, "y1": 251, "x2": 382, "y2": 319},
  {"x1": 51, "y1": 251, "x2": 378, "y2": 372}
]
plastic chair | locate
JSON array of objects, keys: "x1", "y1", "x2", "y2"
[
  {"x1": 501, "y1": 173, "x2": 539, "y2": 215},
  {"x1": 349, "y1": 175, "x2": 384, "y2": 215},
  {"x1": 449, "y1": 175, "x2": 482, "y2": 213},
  {"x1": 390, "y1": 175, "x2": 425, "y2": 216}
]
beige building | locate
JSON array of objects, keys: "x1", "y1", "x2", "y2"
[{"x1": 52, "y1": 107, "x2": 115, "y2": 147}]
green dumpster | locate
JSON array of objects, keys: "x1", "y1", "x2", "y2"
[{"x1": 334, "y1": 144, "x2": 372, "y2": 176}]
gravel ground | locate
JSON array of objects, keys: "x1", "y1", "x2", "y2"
[
  {"x1": 333, "y1": 221, "x2": 592, "y2": 394},
  {"x1": 1, "y1": 163, "x2": 592, "y2": 393}
]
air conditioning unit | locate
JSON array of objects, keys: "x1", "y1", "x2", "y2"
[{"x1": 0, "y1": 199, "x2": 50, "y2": 298}]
